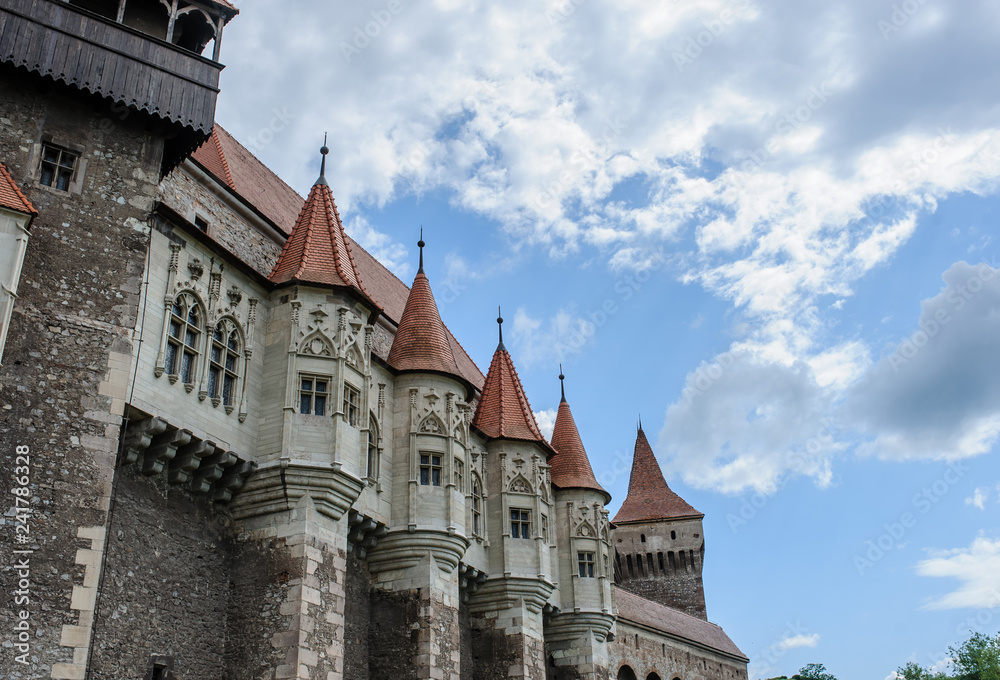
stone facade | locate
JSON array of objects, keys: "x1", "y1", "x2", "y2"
[{"x1": 0, "y1": 2, "x2": 749, "y2": 679}]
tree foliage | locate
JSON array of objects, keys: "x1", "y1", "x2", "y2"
[{"x1": 896, "y1": 632, "x2": 1000, "y2": 680}]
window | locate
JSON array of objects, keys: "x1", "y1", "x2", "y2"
[
  {"x1": 208, "y1": 319, "x2": 240, "y2": 409},
  {"x1": 194, "y1": 215, "x2": 209, "y2": 232},
  {"x1": 540, "y1": 514, "x2": 549, "y2": 542},
  {"x1": 299, "y1": 375, "x2": 329, "y2": 415},
  {"x1": 641, "y1": 533, "x2": 646, "y2": 542},
  {"x1": 39, "y1": 143, "x2": 78, "y2": 191},
  {"x1": 165, "y1": 292, "x2": 202, "y2": 384},
  {"x1": 343, "y1": 383, "x2": 360, "y2": 426},
  {"x1": 510, "y1": 508, "x2": 531, "y2": 539},
  {"x1": 420, "y1": 454, "x2": 441, "y2": 486},
  {"x1": 671, "y1": 530, "x2": 677, "y2": 540},
  {"x1": 454, "y1": 457, "x2": 464, "y2": 490},
  {"x1": 367, "y1": 415, "x2": 379, "y2": 480},
  {"x1": 578, "y1": 552, "x2": 595, "y2": 578},
  {"x1": 472, "y1": 478, "x2": 483, "y2": 536}
]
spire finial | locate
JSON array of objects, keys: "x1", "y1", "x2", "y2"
[
  {"x1": 559, "y1": 364, "x2": 566, "y2": 402},
  {"x1": 417, "y1": 227, "x2": 425, "y2": 274},
  {"x1": 497, "y1": 306, "x2": 506, "y2": 351},
  {"x1": 317, "y1": 133, "x2": 329, "y2": 185},
  {"x1": 638, "y1": 414, "x2": 642, "y2": 431}
]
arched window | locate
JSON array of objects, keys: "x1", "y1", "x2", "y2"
[
  {"x1": 164, "y1": 292, "x2": 203, "y2": 386},
  {"x1": 647, "y1": 673, "x2": 662, "y2": 680},
  {"x1": 209, "y1": 318, "x2": 241, "y2": 411},
  {"x1": 617, "y1": 665, "x2": 638, "y2": 680},
  {"x1": 471, "y1": 475, "x2": 484, "y2": 537},
  {"x1": 367, "y1": 415, "x2": 380, "y2": 480}
]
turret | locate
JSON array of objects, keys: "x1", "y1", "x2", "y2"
[
  {"x1": 545, "y1": 369, "x2": 615, "y2": 680},
  {"x1": 612, "y1": 424, "x2": 708, "y2": 619}
]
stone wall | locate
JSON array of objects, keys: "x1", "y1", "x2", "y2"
[
  {"x1": 368, "y1": 589, "x2": 420, "y2": 680},
  {"x1": 608, "y1": 620, "x2": 748, "y2": 680},
  {"x1": 0, "y1": 66, "x2": 165, "y2": 680}
]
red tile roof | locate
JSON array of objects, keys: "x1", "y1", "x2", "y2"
[
  {"x1": 612, "y1": 426, "x2": 702, "y2": 524},
  {"x1": 185, "y1": 126, "x2": 485, "y2": 388},
  {"x1": 387, "y1": 254, "x2": 464, "y2": 379},
  {"x1": 472, "y1": 339, "x2": 551, "y2": 452},
  {"x1": 614, "y1": 588, "x2": 747, "y2": 661},
  {"x1": 550, "y1": 395, "x2": 610, "y2": 502},
  {"x1": 0, "y1": 163, "x2": 36, "y2": 216}
]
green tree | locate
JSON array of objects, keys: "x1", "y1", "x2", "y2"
[
  {"x1": 896, "y1": 661, "x2": 949, "y2": 680},
  {"x1": 797, "y1": 663, "x2": 838, "y2": 680},
  {"x1": 950, "y1": 632, "x2": 1000, "y2": 680}
]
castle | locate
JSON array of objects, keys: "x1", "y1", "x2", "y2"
[{"x1": 0, "y1": 1, "x2": 749, "y2": 678}]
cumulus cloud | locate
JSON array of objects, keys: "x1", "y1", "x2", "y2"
[
  {"x1": 966, "y1": 488, "x2": 988, "y2": 511},
  {"x1": 916, "y1": 534, "x2": 1000, "y2": 610},
  {"x1": 847, "y1": 262, "x2": 1000, "y2": 461},
  {"x1": 534, "y1": 408, "x2": 557, "y2": 440},
  {"x1": 344, "y1": 215, "x2": 410, "y2": 278},
  {"x1": 510, "y1": 307, "x2": 595, "y2": 367},
  {"x1": 777, "y1": 633, "x2": 821, "y2": 651}
]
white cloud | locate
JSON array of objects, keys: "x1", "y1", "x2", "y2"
[
  {"x1": 777, "y1": 633, "x2": 821, "y2": 651},
  {"x1": 344, "y1": 215, "x2": 409, "y2": 279},
  {"x1": 510, "y1": 307, "x2": 595, "y2": 367},
  {"x1": 535, "y1": 408, "x2": 557, "y2": 440},
  {"x1": 916, "y1": 534, "x2": 1000, "y2": 610},
  {"x1": 966, "y1": 488, "x2": 988, "y2": 511}
]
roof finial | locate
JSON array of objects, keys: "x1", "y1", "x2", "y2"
[
  {"x1": 638, "y1": 414, "x2": 642, "y2": 431},
  {"x1": 417, "y1": 227, "x2": 425, "y2": 274},
  {"x1": 497, "y1": 306, "x2": 506, "y2": 351},
  {"x1": 559, "y1": 364, "x2": 566, "y2": 403},
  {"x1": 317, "y1": 133, "x2": 329, "y2": 186}
]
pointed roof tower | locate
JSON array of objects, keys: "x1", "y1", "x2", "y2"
[
  {"x1": 549, "y1": 368, "x2": 611, "y2": 502},
  {"x1": 472, "y1": 312, "x2": 553, "y2": 453},
  {"x1": 612, "y1": 424, "x2": 702, "y2": 524},
  {"x1": 387, "y1": 231, "x2": 464, "y2": 381},
  {"x1": 269, "y1": 141, "x2": 369, "y2": 297}
]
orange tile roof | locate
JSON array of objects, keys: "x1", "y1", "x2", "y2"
[
  {"x1": 549, "y1": 382, "x2": 610, "y2": 502},
  {"x1": 614, "y1": 588, "x2": 748, "y2": 661},
  {"x1": 612, "y1": 426, "x2": 702, "y2": 524},
  {"x1": 0, "y1": 162, "x2": 36, "y2": 216},
  {"x1": 472, "y1": 332, "x2": 552, "y2": 452},
  {"x1": 185, "y1": 126, "x2": 485, "y2": 390},
  {"x1": 387, "y1": 246, "x2": 464, "y2": 379}
]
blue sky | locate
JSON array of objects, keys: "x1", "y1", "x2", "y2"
[{"x1": 213, "y1": 1, "x2": 1000, "y2": 677}]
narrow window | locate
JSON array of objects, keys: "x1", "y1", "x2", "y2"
[
  {"x1": 510, "y1": 508, "x2": 531, "y2": 538},
  {"x1": 299, "y1": 375, "x2": 329, "y2": 415},
  {"x1": 540, "y1": 514, "x2": 549, "y2": 542},
  {"x1": 671, "y1": 530, "x2": 677, "y2": 540},
  {"x1": 626, "y1": 554, "x2": 634, "y2": 577},
  {"x1": 472, "y1": 478, "x2": 483, "y2": 535},
  {"x1": 39, "y1": 143, "x2": 78, "y2": 191},
  {"x1": 343, "y1": 383, "x2": 360, "y2": 426},
  {"x1": 640, "y1": 533, "x2": 646, "y2": 542},
  {"x1": 454, "y1": 457, "x2": 464, "y2": 490},
  {"x1": 420, "y1": 454, "x2": 441, "y2": 486},
  {"x1": 636, "y1": 553, "x2": 644, "y2": 575},
  {"x1": 578, "y1": 552, "x2": 595, "y2": 578},
  {"x1": 668, "y1": 551, "x2": 676, "y2": 571},
  {"x1": 657, "y1": 552, "x2": 665, "y2": 572},
  {"x1": 635, "y1": 634, "x2": 639, "y2": 648},
  {"x1": 165, "y1": 293, "x2": 201, "y2": 385},
  {"x1": 367, "y1": 415, "x2": 379, "y2": 479},
  {"x1": 647, "y1": 553, "x2": 655, "y2": 574},
  {"x1": 194, "y1": 215, "x2": 209, "y2": 232},
  {"x1": 209, "y1": 320, "x2": 240, "y2": 409}
]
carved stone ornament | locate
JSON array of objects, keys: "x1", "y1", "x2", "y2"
[
  {"x1": 227, "y1": 285, "x2": 243, "y2": 307},
  {"x1": 187, "y1": 258, "x2": 204, "y2": 280}
]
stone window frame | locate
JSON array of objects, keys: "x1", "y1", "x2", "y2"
[
  {"x1": 30, "y1": 136, "x2": 87, "y2": 195},
  {"x1": 160, "y1": 290, "x2": 205, "y2": 390},
  {"x1": 298, "y1": 373, "x2": 331, "y2": 416},
  {"x1": 206, "y1": 316, "x2": 244, "y2": 413},
  {"x1": 343, "y1": 381, "x2": 361, "y2": 427},
  {"x1": 366, "y1": 413, "x2": 381, "y2": 483},
  {"x1": 453, "y1": 456, "x2": 465, "y2": 491},
  {"x1": 510, "y1": 507, "x2": 531, "y2": 539},
  {"x1": 470, "y1": 473, "x2": 485, "y2": 539},
  {"x1": 578, "y1": 551, "x2": 595, "y2": 578},
  {"x1": 419, "y1": 453, "x2": 442, "y2": 486}
]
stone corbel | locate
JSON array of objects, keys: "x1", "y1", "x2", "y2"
[
  {"x1": 122, "y1": 417, "x2": 167, "y2": 465},
  {"x1": 213, "y1": 460, "x2": 257, "y2": 503},
  {"x1": 168, "y1": 438, "x2": 216, "y2": 485},
  {"x1": 192, "y1": 448, "x2": 237, "y2": 493},
  {"x1": 187, "y1": 258, "x2": 204, "y2": 281},
  {"x1": 142, "y1": 427, "x2": 193, "y2": 476}
]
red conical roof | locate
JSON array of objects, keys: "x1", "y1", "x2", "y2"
[
  {"x1": 269, "y1": 156, "x2": 367, "y2": 294},
  {"x1": 0, "y1": 162, "x2": 36, "y2": 215},
  {"x1": 550, "y1": 396, "x2": 611, "y2": 502},
  {"x1": 612, "y1": 426, "x2": 702, "y2": 524},
  {"x1": 387, "y1": 254, "x2": 463, "y2": 378},
  {"x1": 472, "y1": 340, "x2": 551, "y2": 452}
]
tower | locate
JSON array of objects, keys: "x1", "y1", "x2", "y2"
[
  {"x1": 0, "y1": 0, "x2": 235, "y2": 677},
  {"x1": 612, "y1": 425, "x2": 708, "y2": 620}
]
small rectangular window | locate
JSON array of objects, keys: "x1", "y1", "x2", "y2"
[
  {"x1": 299, "y1": 375, "x2": 329, "y2": 415},
  {"x1": 194, "y1": 215, "x2": 209, "y2": 232},
  {"x1": 578, "y1": 552, "x2": 595, "y2": 578},
  {"x1": 39, "y1": 143, "x2": 78, "y2": 191},
  {"x1": 540, "y1": 514, "x2": 549, "y2": 542},
  {"x1": 343, "y1": 383, "x2": 360, "y2": 426},
  {"x1": 419, "y1": 454, "x2": 441, "y2": 486},
  {"x1": 510, "y1": 508, "x2": 531, "y2": 539},
  {"x1": 454, "y1": 458, "x2": 464, "y2": 490}
]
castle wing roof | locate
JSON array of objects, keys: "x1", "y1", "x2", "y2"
[
  {"x1": 388, "y1": 263, "x2": 463, "y2": 379},
  {"x1": 0, "y1": 162, "x2": 37, "y2": 215},
  {"x1": 472, "y1": 344, "x2": 551, "y2": 452},
  {"x1": 187, "y1": 125, "x2": 484, "y2": 388},
  {"x1": 614, "y1": 589, "x2": 748, "y2": 661},
  {"x1": 612, "y1": 426, "x2": 702, "y2": 524},
  {"x1": 550, "y1": 399, "x2": 610, "y2": 502}
]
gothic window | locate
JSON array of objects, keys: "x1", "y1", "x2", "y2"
[
  {"x1": 165, "y1": 292, "x2": 203, "y2": 385},
  {"x1": 343, "y1": 383, "x2": 360, "y2": 427},
  {"x1": 578, "y1": 552, "x2": 595, "y2": 578},
  {"x1": 367, "y1": 415, "x2": 380, "y2": 480},
  {"x1": 454, "y1": 457, "x2": 464, "y2": 491},
  {"x1": 420, "y1": 454, "x2": 441, "y2": 486},
  {"x1": 510, "y1": 508, "x2": 531, "y2": 539},
  {"x1": 39, "y1": 143, "x2": 78, "y2": 191},
  {"x1": 299, "y1": 375, "x2": 329, "y2": 415},
  {"x1": 208, "y1": 318, "x2": 241, "y2": 410},
  {"x1": 541, "y1": 514, "x2": 549, "y2": 542},
  {"x1": 472, "y1": 477, "x2": 483, "y2": 536}
]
